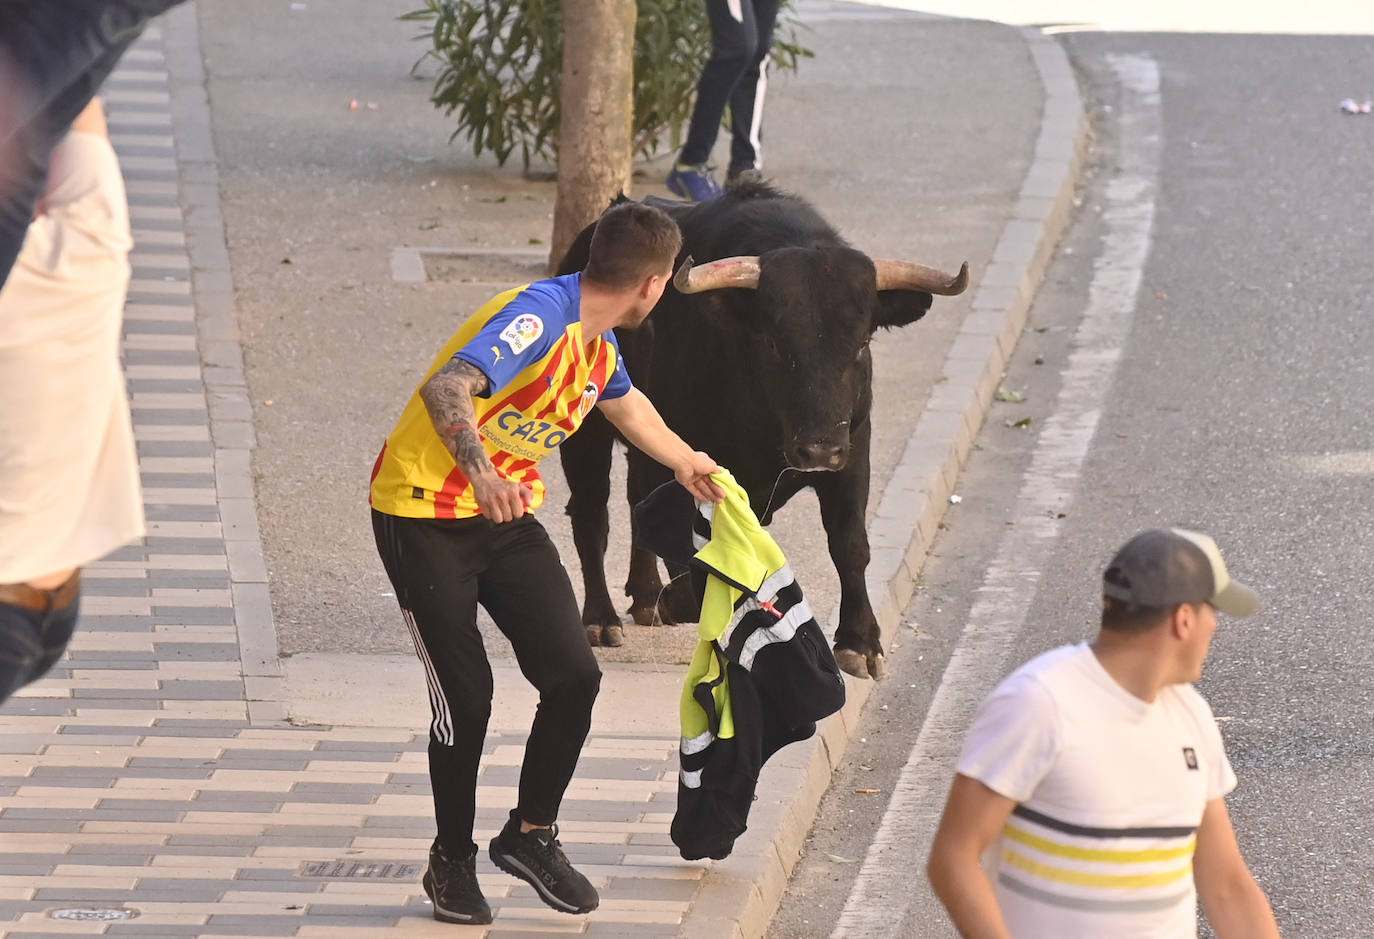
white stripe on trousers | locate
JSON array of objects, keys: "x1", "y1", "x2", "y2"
[{"x1": 401, "y1": 607, "x2": 455, "y2": 746}]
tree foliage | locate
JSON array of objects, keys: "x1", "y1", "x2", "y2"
[{"x1": 401, "y1": 0, "x2": 812, "y2": 168}]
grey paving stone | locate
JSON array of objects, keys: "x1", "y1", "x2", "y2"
[
  {"x1": 360, "y1": 817, "x2": 434, "y2": 832},
  {"x1": 0, "y1": 858, "x2": 72, "y2": 874},
  {"x1": 2, "y1": 808, "x2": 183, "y2": 822},
  {"x1": 124, "y1": 756, "x2": 217, "y2": 770},
  {"x1": 151, "y1": 643, "x2": 241, "y2": 661},
  {"x1": 148, "y1": 605, "x2": 235, "y2": 624},
  {"x1": 384, "y1": 773, "x2": 431, "y2": 786},
  {"x1": 123, "y1": 318, "x2": 196, "y2": 335},
  {"x1": 209, "y1": 754, "x2": 308, "y2": 769},
  {"x1": 0, "y1": 785, "x2": 16, "y2": 796},
  {"x1": 112, "y1": 928, "x2": 294, "y2": 938},
  {"x1": 153, "y1": 680, "x2": 245, "y2": 700},
  {"x1": 28, "y1": 765, "x2": 128, "y2": 780},
  {"x1": 314, "y1": 740, "x2": 418, "y2": 753},
  {"x1": 123, "y1": 348, "x2": 198, "y2": 366},
  {"x1": 550, "y1": 802, "x2": 646, "y2": 823},
  {"x1": 71, "y1": 688, "x2": 161, "y2": 699},
  {"x1": 122, "y1": 213, "x2": 184, "y2": 232},
  {"x1": 291, "y1": 782, "x2": 390, "y2": 796},
  {"x1": 95, "y1": 799, "x2": 191, "y2": 813},
  {"x1": 0, "y1": 699, "x2": 74, "y2": 715},
  {"x1": 104, "y1": 928, "x2": 219, "y2": 938},
  {"x1": 300, "y1": 750, "x2": 403, "y2": 763},
  {"x1": 571, "y1": 757, "x2": 669, "y2": 781},
  {"x1": 19, "y1": 771, "x2": 120, "y2": 786},
  {"x1": 233, "y1": 866, "x2": 318, "y2": 880},
  {"x1": 106, "y1": 766, "x2": 216, "y2": 780},
  {"x1": 606, "y1": 876, "x2": 701, "y2": 902},
  {"x1": 111, "y1": 144, "x2": 177, "y2": 159},
  {"x1": 129, "y1": 380, "x2": 204, "y2": 396},
  {"x1": 154, "y1": 718, "x2": 251, "y2": 729},
  {"x1": 64, "y1": 845, "x2": 159, "y2": 858},
  {"x1": 306, "y1": 904, "x2": 419, "y2": 918},
  {"x1": 129, "y1": 267, "x2": 189, "y2": 282},
  {"x1": 64, "y1": 697, "x2": 162, "y2": 709},
  {"x1": 582, "y1": 924, "x2": 680, "y2": 938},
  {"x1": 135, "y1": 438, "x2": 213, "y2": 456},
  {"x1": 53, "y1": 660, "x2": 157, "y2": 671},
  {"x1": 78, "y1": 581, "x2": 151, "y2": 597},
  {"x1": 258, "y1": 834, "x2": 358, "y2": 847},
  {"x1": 65, "y1": 649, "x2": 157, "y2": 661},
  {"x1": 146, "y1": 570, "x2": 231, "y2": 588},
  {"x1": 0, "y1": 819, "x2": 83, "y2": 832},
  {"x1": 185, "y1": 797, "x2": 283, "y2": 812}
]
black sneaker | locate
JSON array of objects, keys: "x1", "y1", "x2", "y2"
[
  {"x1": 489, "y1": 814, "x2": 599, "y2": 914},
  {"x1": 727, "y1": 166, "x2": 765, "y2": 186},
  {"x1": 422, "y1": 842, "x2": 492, "y2": 925}
]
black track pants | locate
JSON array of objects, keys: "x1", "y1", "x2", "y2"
[
  {"x1": 371, "y1": 510, "x2": 602, "y2": 857},
  {"x1": 679, "y1": 0, "x2": 782, "y2": 172}
]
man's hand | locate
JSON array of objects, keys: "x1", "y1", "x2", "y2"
[
  {"x1": 677, "y1": 451, "x2": 725, "y2": 504},
  {"x1": 472, "y1": 472, "x2": 535, "y2": 523}
]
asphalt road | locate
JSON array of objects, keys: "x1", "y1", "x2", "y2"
[{"x1": 770, "y1": 25, "x2": 1374, "y2": 939}]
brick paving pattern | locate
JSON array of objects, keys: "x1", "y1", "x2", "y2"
[{"x1": 0, "y1": 26, "x2": 701, "y2": 938}]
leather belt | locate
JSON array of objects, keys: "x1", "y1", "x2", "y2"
[{"x1": 0, "y1": 573, "x2": 81, "y2": 613}]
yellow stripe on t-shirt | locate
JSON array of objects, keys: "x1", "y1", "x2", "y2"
[
  {"x1": 1004, "y1": 824, "x2": 1197, "y2": 864},
  {"x1": 1002, "y1": 848, "x2": 1193, "y2": 889}
]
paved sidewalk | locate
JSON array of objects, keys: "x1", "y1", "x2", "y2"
[{"x1": 0, "y1": 3, "x2": 1085, "y2": 938}]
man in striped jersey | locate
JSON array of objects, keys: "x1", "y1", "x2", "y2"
[
  {"x1": 370, "y1": 202, "x2": 724, "y2": 925},
  {"x1": 927, "y1": 529, "x2": 1280, "y2": 938}
]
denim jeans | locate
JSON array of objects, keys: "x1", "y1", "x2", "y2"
[
  {"x1": 0, "y1": 0, "x2": 186, "y2": 288},
  {"x1": 0, "y1": 585, "x2": 80, "y2": 704}
]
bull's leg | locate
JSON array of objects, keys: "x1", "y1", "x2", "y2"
[
  {"x1": 560, "y1": 410, "x2": 622, "y2": 640},
  {"x1": 813, "y1": 440, "x2": 886, "y2": 680},
  {"x1": 624, "y1": 449, "x2": 674, "y2": 626}
]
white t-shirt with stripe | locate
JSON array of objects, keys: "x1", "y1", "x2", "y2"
[{"x1": 956, "y1": 643, "x2": 1237, "y2": 938}]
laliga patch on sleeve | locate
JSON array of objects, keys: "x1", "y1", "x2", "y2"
[{"x1": 500, "y1": 314, "x2": 544, "y2": 355}]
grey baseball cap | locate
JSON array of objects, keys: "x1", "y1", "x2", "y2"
[{"x1": 1102, "y1": 528, "x2": 1260, "y2": 618}]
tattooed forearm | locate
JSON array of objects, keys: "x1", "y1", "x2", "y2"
[{"x1": 420, "y1": 360, "x2": 494, "y2": 478}]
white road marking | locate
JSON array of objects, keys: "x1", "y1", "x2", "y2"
[{"x1": 832, "y1": 53, "x2": 1163, "y2": 936}]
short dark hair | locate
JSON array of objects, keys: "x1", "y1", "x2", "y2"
[
  {"x1": 582, "y1": 202, "x2": 682, "y2": 289},
  {"x1": 1100, "y1": 596, "x2": 1201, "y2": 634}
]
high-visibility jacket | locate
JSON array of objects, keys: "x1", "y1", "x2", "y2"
[{"x1": 634, "y1": 469, "x2": 846, "y2": 860}]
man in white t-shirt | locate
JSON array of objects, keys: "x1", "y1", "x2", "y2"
[
  {"x1": 927, "y1": 528, "x2": 1280, "y2": 938},
  {"x1": 0, "y1": 99, "x2": 143, "y2": 703}
]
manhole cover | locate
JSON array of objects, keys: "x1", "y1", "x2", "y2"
[
  {"x1": 300, "y1": 860, "x2": 422, "y2": 880},
  {"x1": 50, "y1": 908, "x2": 139, "y2": 921}
]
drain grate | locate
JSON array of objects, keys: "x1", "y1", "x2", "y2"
[
  {"x1": 50, "y1": 908, "x2": 139, "y2": 921},
  {"x1": 300, "y1": 860, "x2": 422, "y2": 880}
]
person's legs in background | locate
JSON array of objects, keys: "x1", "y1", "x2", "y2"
[
  {"x1": 667, "y1": 0, "x2": 760, "y2": 201},
  {"x1": 726, "y1": 0, "x2": 781, "y2": 182}
]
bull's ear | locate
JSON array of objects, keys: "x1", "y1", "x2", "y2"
[{"x1": 873, "y1": 290, "x2": 933, "y2": 331}]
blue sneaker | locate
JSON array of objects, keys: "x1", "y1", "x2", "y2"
[{"x1": 666, "y1": 162, "x2": 722, "y2": 202}]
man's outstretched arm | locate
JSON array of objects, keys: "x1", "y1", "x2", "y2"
[
  {"x1": 419, "y1": 359, "x2": 531, "y2": 522},
  {"x1": 596, "y1": 388, "x2": 724, "y2": 504}
]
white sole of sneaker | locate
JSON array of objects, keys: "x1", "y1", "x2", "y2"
[{"x1": 489, "y1": 844, "x2": 598, "y2": 915}]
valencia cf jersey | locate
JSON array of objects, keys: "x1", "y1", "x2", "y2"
[{"x1": 370, "y1": 273, "x2": 632, "y2": 519}]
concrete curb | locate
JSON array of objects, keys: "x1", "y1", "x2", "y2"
[
  {"x1": 162, "y1": 2, "x2": 288, "y2": 725},
  {"x1": 678, "y1": 27, "x2": 1089, "y2": 939}
]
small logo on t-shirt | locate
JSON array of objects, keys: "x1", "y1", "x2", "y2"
[
  {"x1": 500, "y1": 314, "x2": 544, "y2": 354},
  {"x1": 490, "y1": 344, "x2": 504, "y2": 364},
  {"x1": 576, "y1": 381, "x2": 599, "y2": 419},
  {"x1": 1182, "y1": 747, "x2": 1199, "y2": 770}
]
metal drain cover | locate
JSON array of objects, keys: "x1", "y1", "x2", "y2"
[
  {"x1": 300, "y1": 860, "x2": 421, "y2": 880},
  {"x1": 50, "y1": 908, "x2": 139, "y2": 921}
]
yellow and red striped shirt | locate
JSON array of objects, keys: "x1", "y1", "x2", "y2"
[{"x1": 370, "y1": 274, "x2": 631, "y2": 519}]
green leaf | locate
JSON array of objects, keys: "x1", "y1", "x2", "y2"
[{"x1": 995, "y1": 387, "x2": 1026, "y2": 403}]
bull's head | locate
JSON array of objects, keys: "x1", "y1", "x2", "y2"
[{"x1": 673, "y1": 247, "x2": 969, "y2": 472}]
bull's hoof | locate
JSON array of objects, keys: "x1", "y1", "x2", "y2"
[
  {"x1": 600, "y1": 624, "x2": 625, "y2": 648},
  {"x1": 834, "y1": 648, "x2": 887, "y2": 681},
  {"x1": 630, "y1": 605, "x2": 660, "y2": 627},
  {"x1": 586, "y1": 625, "x2": 602, "y2": 648}
]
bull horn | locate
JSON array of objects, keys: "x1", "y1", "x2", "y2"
[
  {"x1": 673, "y1": 255, "x2": 761, "y2": 293},
  {"x1": 872, "y1": 259, "x2": 970, "y2": 296}
]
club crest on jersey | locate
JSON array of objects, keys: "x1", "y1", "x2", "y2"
[
  {"x1": 500, "y1": 314, "x2": 544, "y2": 355},
  {"x1": 576, "y1": 381, "x2": 599, "y2": 419}
]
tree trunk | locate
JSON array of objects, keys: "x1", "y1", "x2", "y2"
[{"x1": 548, "y1": 0, "x2": 637, "y2": 271}]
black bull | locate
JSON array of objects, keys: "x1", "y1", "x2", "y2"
[{"x1": 556, "y1": 183, "x2": 967, "y2": 679}]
